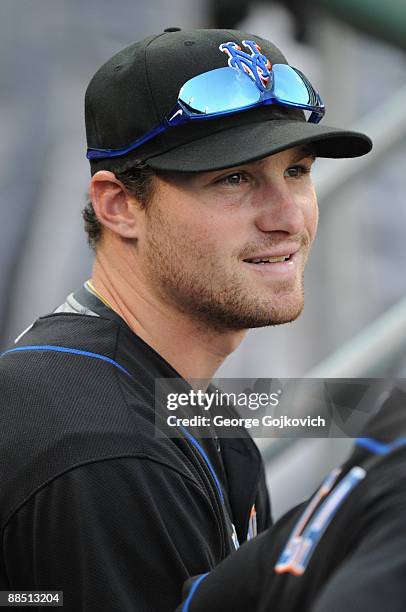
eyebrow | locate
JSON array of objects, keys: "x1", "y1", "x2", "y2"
[
  {"x1": 248, "y1": 146, "x2": 316, "y2": 170},
  {"x1": 291, "y1": 146, "x2": 317, "y2": 162},
  {"x1": 165, "y1": 145, "x2": 318, "y2": 185}
]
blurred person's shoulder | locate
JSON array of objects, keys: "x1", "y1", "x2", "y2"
[{"x1": 345, "y1": 382, "x2": 406, "y2": 505}]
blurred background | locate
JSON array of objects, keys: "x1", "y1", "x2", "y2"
[{"x1": 1, "y1": 0, "x2": 405, "y2": 518}]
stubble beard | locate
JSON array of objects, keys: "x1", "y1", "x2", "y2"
[{"x1": 143, "y1": 208, "x2": 306, "y2": 332}]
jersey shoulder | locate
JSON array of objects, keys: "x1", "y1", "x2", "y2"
[{"x1": 0, "y1": 313, "x2": 201, "y2": 529}]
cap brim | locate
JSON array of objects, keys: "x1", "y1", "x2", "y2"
[{"x1": 145, "y1": 119, "x2": 372, "y2": 172}]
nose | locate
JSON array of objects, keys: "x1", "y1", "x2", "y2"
[{"x1": 254, "y1": 184, "x2": 304, "y2": 236}]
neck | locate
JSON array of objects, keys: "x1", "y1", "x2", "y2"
[{"x1": 90, "y1": 250, "x2": 246, "y2": 382}]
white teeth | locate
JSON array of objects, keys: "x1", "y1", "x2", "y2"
[{"x1": 248, "y1": 255, "x2": 289, "y2": 264}]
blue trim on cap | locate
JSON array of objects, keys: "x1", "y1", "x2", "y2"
[
  {"x1": 182, "y1": 573, "x2": 209, "y2": 612},
  {"x1": 356, "y1": 436, "x2": 406, "y2": 455},
  {"x1": 1, "y1": 345, "x2": 132, "y2": 377},
  {"x1": 179, "y1": 425, "x2": 224, "y2": 505}
]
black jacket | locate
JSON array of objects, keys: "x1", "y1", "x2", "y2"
[
  {"x1": 177, "y1": 385, "x2": 406, "y2": 612},
  {"x1": 0, "y1": 284, "x2": 271, "y2": 611}
]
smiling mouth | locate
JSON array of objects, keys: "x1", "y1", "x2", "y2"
[{"x1": 243, "y1": 254, "x2": 292, "y2": 264}]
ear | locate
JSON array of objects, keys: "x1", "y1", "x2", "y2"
[{"x1": 89, "y1": 171, "x2": 139, "y2": 239}]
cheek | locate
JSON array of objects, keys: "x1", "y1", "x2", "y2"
[
  {"x1": 168, "y1": 200, "x2": 230, "y2": 247},
  {"x1": 308, "y1": 200, "x2": 319, "y2": 243},
  {"x1": 146, "y1": 185, "x2": 246, "y2": 261},
  {"x1": 301, "y1": 185, "x2": 318, "y2": 244},
  {"x1": 146, "y1": 202, "x2": 218, "y2": 259}
]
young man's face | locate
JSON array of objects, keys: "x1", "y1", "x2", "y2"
[{"x1": 137, "y1": 145, "x2": 318, "y2": 331}]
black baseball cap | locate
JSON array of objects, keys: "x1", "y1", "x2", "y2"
[{"x1": 85, "y1": 27, "x2": 372, "y2": 172}]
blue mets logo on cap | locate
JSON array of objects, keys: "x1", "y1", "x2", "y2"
[{"x1": 219, "y1": 40, "x2": 272, "y2": 92}]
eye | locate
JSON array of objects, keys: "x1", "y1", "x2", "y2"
[
  {"x1": 285, "y1": 165, "x2": 312, "y2": 178},
  {"x1": 217, "y1": 172, "x2": 249, "y2": 186}
]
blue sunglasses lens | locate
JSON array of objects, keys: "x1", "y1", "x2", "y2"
[
  {"x1": 178, "y1": 66, "x2": 261, "y2": 114},
  {"x1": 271, "y1": 64, "x2": 318, "y2": 107}
]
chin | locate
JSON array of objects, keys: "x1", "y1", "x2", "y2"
[
  {"x1": 248, "y1": 286, "x2": 306, "y2": 327},
  {"x1": 203, "y1": 297, "x2": 305, "y2": 332},
  {"x1": 247, "y1": 301, "x2": 304, "y2": 329}
]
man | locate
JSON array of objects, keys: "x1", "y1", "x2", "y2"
[{"x1": 0, "y1": 28, "x2": 371, "y2": 611}]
